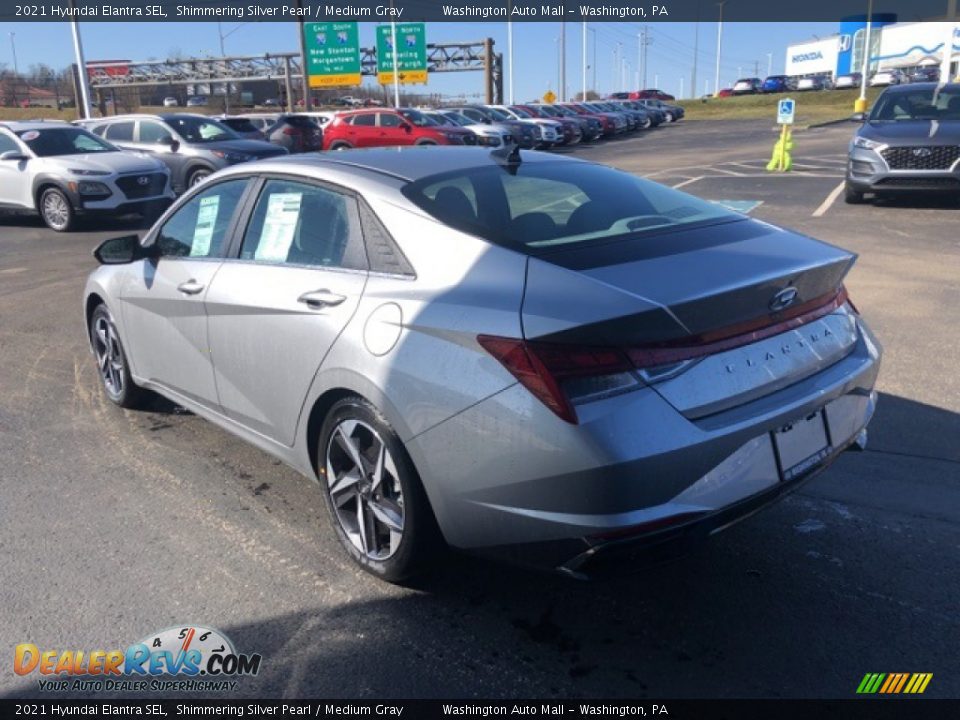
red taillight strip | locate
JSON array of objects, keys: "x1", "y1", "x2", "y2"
[{"x1": 627, "y1": 287, "x2": 848, "y2": 368}]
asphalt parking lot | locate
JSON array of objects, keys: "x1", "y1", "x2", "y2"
[{"x1": 1, "y1": 119, "x2": 958, "y2": 699}]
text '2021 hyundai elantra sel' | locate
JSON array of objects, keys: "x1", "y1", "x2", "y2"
[{"x1": 84, "y1": 146, "x2": 881, "y2": 581}]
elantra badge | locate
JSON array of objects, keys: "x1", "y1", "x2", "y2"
[{"x1": 770, "y1": 287, "x2": 799, "y2": 312}]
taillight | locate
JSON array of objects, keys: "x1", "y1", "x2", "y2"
[{"x1": 478, "y1": 336, "x2": 638, "y2": 424}]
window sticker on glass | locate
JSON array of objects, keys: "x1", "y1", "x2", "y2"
[
  {"x1": 21, "y1": 130, "x2": 39, "y2": 141},
  {"x1": 255, "y1": 193, "x2": 303, "y2": 262},
  {"x1": 191, "y1": 195, "x2": 220, "y2": 257}
]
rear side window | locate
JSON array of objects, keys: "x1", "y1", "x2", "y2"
[
  {"x1": 239, "y1": 179, "x2": 366, "y2": 270},
  {"x1": 139, "y1": 121, "x2": 173, "y2": 144},
  {"x1": 350, "y1": 113, "x2": 376, "y2": 127},
  {"x1": 285, "y1": 115, "x2": 318, "y2": 128},
  {"x1": 155, "y1": 179, "x2": 248, "y2": 259},
  {"x1": 105, "y1": 122, "x2": 134, "y2": 141}
]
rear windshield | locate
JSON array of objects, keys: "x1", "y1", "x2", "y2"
[
  {"x1": 285, "y1": 115, "x2": 319, "y2": 128},
  {"x1": 871, "y1": 88, "x2": 960, "y2": 121},
  {"x1": 165, "y1": 116, "x2": 238, "y2": 143},
  {"x1": 402, "y1": 161, "x2": 737, "y2": 251},
  {"x1": 222, "y1": 118, "x2": 259, "y2": 133}
]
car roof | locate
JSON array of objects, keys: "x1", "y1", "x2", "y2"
[
  {"x1": 0, "y1": 120, "x2": 76, "y2": 132},
  {"x1": 220, "y1": 146, "x2": 580, "y2": 184},
  {"x1": 881, "y1": 81, "x2": 959, "y2": 93}
]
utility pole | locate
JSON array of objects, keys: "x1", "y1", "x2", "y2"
[
  {"x1": 614, "y1": 42, "x2": 621, "y2": 92},
  {"x1": 9, "y1": 32, "x2": 20, "y2": 106},
  {"x1": 714, "y1": 0, "x2": 726, "y2": 97},
  {"x1": 680, "y1": 77, "x2": 684, "y2": 99},
  {"x1": 754, "y1": 60, "x2": 759, "y2": 77},
  {"x1": 767, "y1": 52, "x2": 773, "y2": 76},
  {"x1": 638, "y1": 27, "x2": 652, "y2": 90}
]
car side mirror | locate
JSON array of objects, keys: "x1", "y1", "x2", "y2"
[
  {"x1": 850, "y1": 112, "x2": 867, "y2": 123},
  {"x1": 0, "y1": 150, "x2": 29, "y2": 162},
  {"x1": 162, "y1": 136, "x2": 180, "y2": 151},
  {"x1": 401, "y1": 123, "x2": 412, "y2": 132},
  {"x1": 93, "y1": 234, "x2": 157, "y2": 264}
]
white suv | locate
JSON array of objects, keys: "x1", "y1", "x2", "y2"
[{"x1": 0, "y1": 121, "x2": 174, "y2": 232}]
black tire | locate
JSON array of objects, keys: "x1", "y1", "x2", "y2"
[
  {"x1": 186, "y1": 167, "x2": 212, "y2": 188},
  {"x1": 414, "y1": 139, "x2": 438, "y2": 146},
  {"x1": 89, "y1": 304, "x2": 146, "y2": 409},
  {"x1": 39, "y1": 186, "x2": 75, "y2": 232},
  {"x1": 329, "y1": 141, "x2": 353, "y2": 151},
  {"x1": 318, "y1": 396, "x2": 441, "y2": 582},
  {"x1": 844, "y1": 184, "x2": 866, "y2": 204}
]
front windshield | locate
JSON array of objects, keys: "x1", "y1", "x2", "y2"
[
  {"x1": 164, "y1": 116, "x2": 238, "y2": 143},
  {"x1": 870, "y1": 88, "x2": 960, "y2": 121},
  {"x1": 402, "y1": 161, "x2": 737, "y2": 251},
  {"x1": 16, "y1": 127, "x2": 116, "y2": 157},
  {"x1": 509, "y1": 107, "x2": 532, "y2": 118},
  {"x1": 399, "y1": 109, "x2": 437, "y2": 127}
]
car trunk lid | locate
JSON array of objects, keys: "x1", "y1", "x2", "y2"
[{"x1": 521, "y1": 218, "x2": 858, "y2": 417}]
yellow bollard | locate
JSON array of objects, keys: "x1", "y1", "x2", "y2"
[
  {"x1": 766, "y1": 126, "x2": 794, "y2": 172},
  {"x1": 854, "y1": 97, "x2": 868, "y2": 113}
]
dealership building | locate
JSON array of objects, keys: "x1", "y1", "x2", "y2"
[{"x1": 785, "y1": 16, "x2": 960, "y2": 79}]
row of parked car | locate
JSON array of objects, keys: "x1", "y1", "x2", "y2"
[
  {"x1": 727, "y1": 66, "x2": 944, "y2": 96},
  {"x1": 0, "y1": 97, "x2": 685, "y2": 232}
]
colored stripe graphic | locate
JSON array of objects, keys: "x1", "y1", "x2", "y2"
[{"x1": 857, "y1": 673, "x2": 932, "y2": 694}]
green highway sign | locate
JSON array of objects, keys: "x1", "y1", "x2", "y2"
[
  {"x1": 376, "y1": 23, "x2": 428, "y2": 85},
  {"x1": 303, "y1": 22, "x2": 361, "y2": 88}
]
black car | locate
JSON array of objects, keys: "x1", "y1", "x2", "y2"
[{"x1": 846, "y1": 82, "x2": 960, "y2": 202}]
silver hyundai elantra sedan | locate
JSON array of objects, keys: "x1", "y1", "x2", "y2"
[{"x1": 84, "y1": 146, "x2": 881, "y2": 581}]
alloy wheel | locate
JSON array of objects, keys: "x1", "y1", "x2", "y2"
[
  {"x1": 42, "y1": 192, "x2": 70, "y2": 230},
  {"x1": 326, "y1": 419, "x2": 405, "y2": 560},
  {"x1": 92, "y1": 315, "x2": 124, "y2": 397}
]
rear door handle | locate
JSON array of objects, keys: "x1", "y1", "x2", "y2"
[
  {"x1": 177, "y1": 280, "x2": 205, "y2": 295},
  {"x1": 298, "y1": 289, "x2": 346, "y2": 308}
]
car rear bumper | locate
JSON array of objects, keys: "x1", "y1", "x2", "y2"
[{"x1": 410, "y1": 316, "x2": 881, "y2": 559}]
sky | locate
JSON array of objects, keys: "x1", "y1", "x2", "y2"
[{"x1": 0, "y1": 20, "x2": 839, "y2": 100}]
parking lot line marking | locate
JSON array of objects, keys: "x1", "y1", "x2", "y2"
[
  {"x1": 812, "y1": 181, "x2": 846, "y2": 217},
  {"x1": 672, "y1": 176, "x2": 704, "y2": 189}
]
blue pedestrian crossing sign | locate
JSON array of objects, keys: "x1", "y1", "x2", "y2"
[{"x1": 777, "y1": 98, "x2": 796, "y2": 125}]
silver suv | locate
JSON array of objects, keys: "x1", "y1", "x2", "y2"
[
  {"x1": 0, "y1": 120, "x2": 173, "y2": 232},
  {"x1": 78, "y1": 114, "x2": 287, "y2": 195}
]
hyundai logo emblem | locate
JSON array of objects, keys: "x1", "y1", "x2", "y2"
[
  {"x1": 136, "y1": 175, "x2": 150, "y2": 186},
  {"x1": 912, "y1": 148, "x2": 932, "y2": 157},
  {"x1": 770, "y1": 287, "x2": 799, "y2": 312}
]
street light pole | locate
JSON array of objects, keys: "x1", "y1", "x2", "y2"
[
  {"x1": 767, "y1": 52, "x2": 773, "y2": 76},
  {"x1": 68, "y1": 0, "x2": 92, "y2": 119},
  {"x1": 582, "y1": 22, "x2": 587, "y2": 101},
  {"x1": 507, "y1": 18, "x2": 514, "y2": 104},
  {"x1": 9, "y1": 32, "x2": 20, "y2": 106},
  {"x1": 714, "y1": 1, "x2": 726, "y2": 97},
  {"x1": 390, "y1": 20, "x2": 400, "y2": 108},
  {"x1": 559, "y1": 22, "x2": 566, "y2": 101},
  {"x1": 856, "y1": 0, "x2": 873, "y2": 112}
]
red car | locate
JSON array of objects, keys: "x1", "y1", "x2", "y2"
[
  {"x1": 632, "y1": 89, "x2": 676, "y2": 101},
  {"x1": 322, "y1": 108, "x2": 476, "y2": 150}
]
